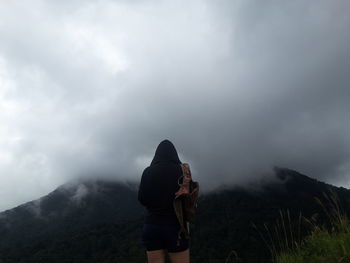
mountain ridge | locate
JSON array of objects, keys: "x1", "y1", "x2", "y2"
[{"x1": 0, "y1": 167, "x2": 349, "y2": 263}]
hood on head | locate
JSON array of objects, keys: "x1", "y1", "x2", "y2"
[{"x1": 150, "y1": 140, "x2": 181, "y2": 165}]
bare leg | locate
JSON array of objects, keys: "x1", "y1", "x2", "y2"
[
  {"x1": 146, "y1": 249, "x2": 166, "y2": 263},
  {"x1": 168, "y1": 249, "x2": 190, "y2": 263}
]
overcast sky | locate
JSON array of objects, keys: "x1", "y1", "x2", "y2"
[{"x1": 0, "y1": 0, "x2": 349, "y2": 211}]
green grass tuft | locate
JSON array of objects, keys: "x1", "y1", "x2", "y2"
[
  {"x1": 276, "y1": 190, "x2": 350, "y2": 263},
  {"x1": 277, "y1": 227, "x2": 350, "y2": 263}
]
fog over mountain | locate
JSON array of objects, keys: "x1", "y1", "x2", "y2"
[{"x1": 0, "y1": 0, "x2": 349, "y2": 211}]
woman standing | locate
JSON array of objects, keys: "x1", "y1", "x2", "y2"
[{"x1": 138, "y1": 140, "x2": 190, "y2": 263}]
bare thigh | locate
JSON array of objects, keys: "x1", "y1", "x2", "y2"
[
  {"x1": 146, "y1": 249, "x2": 166, "y2": 263},
  {"x1": 168, "y1": 249, "x2": 190, "y2": 263}
]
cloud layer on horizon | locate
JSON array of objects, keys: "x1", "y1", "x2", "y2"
[{"x1": 0, "y1": 0, "x2": 350, "y2": 211}]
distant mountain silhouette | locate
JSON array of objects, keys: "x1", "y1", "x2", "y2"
[
  {"x1": 0, "y1": 167, "x2": 349, "y2": 263},
  {"x1": 0, "y1": 179, "x2": 143, "y2": 257}
]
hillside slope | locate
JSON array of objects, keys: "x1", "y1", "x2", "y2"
[{"x1": 0, "y1": 167, "x2": 349, "y2": 263}]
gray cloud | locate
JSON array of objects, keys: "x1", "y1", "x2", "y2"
[{"x1": 0, "y1": 0, "x2": 349, "y2": 211}]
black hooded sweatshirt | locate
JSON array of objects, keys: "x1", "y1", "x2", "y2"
[{"x1": 138, "y1": 140, "x2": 182, "y2": 225}]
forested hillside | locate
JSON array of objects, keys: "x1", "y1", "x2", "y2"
[{"x1": 0, "y1": 167, "x2": 349, "y2": 263}]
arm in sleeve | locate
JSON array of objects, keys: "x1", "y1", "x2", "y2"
[{"x1": 138, "y1": 170, "x2": 147, "y2": 206}]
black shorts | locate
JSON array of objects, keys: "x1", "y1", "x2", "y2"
[{"x1": 141, "y1": 224, "x2": 190, "y2": 253}]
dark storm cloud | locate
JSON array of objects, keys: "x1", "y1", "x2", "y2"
[{"x1": 0, "y1": 0, "x2": 349, "y2": 211}]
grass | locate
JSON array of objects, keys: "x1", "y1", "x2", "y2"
[
  {"x1": 277, "y1": 227, "x2": 350, "y2": 263},
  {"x1": 276, "y1": 190, "x2": 350, "y2": 263},
  {"x1": 224, "y1": 250, "x2": 241, "y2": 263},
  {"x1": 252, "y1": 210, "x2": 306, "y2": 261},
  {"x1": 249, "y1": 189, "x2": 350, "y2": 263}
]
